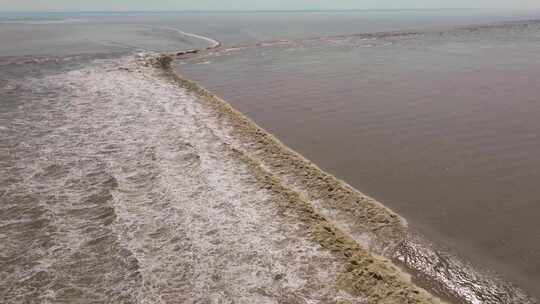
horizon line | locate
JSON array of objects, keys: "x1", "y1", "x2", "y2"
[{"x1": 0, "y1": 8, "x2": 524, "y2": 14}]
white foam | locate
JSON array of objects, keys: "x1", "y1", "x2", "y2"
[
  {"x1": 148, "y1": 26, "x2": 221, "y2": 49},
  {"x1": 5, "y1": 55, "x2": 362, "y2": 303}
]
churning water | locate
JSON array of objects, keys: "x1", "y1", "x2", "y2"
[{"x1": 2, "y1": 10, "x2": 540, "y2": 303}]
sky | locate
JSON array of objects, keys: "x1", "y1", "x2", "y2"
[{"x1": 0, "y1": 0, "x2": 538, "y2": 12}]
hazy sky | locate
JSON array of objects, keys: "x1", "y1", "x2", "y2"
[{"x1": 0, "y1": 0, "x2": 538, "y2": 12}]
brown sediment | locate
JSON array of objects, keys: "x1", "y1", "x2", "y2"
[
  {"x1": 231, "y1": 146, "x2": 441, "y2": 303},
  {"x1": 149, "y1": 56, "x2": 447, "y2": 303},
  {"x1": 165, "y1": 62, "x2": 407, "y2": 255},
  {"x1": 150, "y1": 22, "x2": 540, "y2": 302}
]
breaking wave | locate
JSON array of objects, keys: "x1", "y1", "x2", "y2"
[{"x1": 2, "y1": 18, "x2": 540, "y2": 303}]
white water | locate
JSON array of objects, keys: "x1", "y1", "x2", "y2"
[
  {"x1": 150, "y1": 26, "x2": 221, "y2": 49},
  {"x1": 0, "y1": 54, "x2": 365, "y2": 303}
]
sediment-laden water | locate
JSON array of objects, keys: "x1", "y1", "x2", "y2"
[
  {"x1": 1, "y1": 52, "x2": 446, "y2": 304},
  {"x1": 2, "y1": 11, "x2": 540, "y2": 304},
  {"x1": 178, "y1": 18, "x2": 540, "y2": 302}
]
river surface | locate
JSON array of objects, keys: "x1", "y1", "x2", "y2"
[
  {"x1": 2, "y1": 10, "x2": 540, "y2": 303},
  {"x1": 178, "y1": 12, "x2": 540, "y2": 300}
]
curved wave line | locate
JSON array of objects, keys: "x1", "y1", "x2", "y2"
[{"x1": 149, "y1": 26, "x2": 221, "y2": 49}]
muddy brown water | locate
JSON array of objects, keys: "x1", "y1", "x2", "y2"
[
  {"x1": 3, "y1": 11, "x2": 540, "y2": 303},
  {"x1": 178, "y1": 21, "x2": 540, "y2": 299}
]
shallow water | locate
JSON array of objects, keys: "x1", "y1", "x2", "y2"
[{"x1": 2, "y1": 10, "x2": 540, "y2": 303}]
